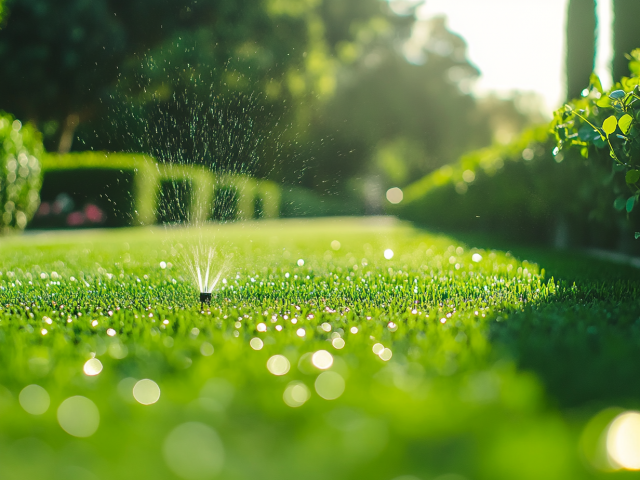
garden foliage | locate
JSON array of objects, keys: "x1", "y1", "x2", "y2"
[
  {"x1": 392, "y1": 124, "x2": 640, "y2": 251},
  {"x1": 32, "y1": 152, "x2": 281, "y2": 229},
  {"x1": 0, "y1": 111, "x2": 43, "y2": 234},
  {"x1": 553, "y1": 49, "x2": 640, "y2": 217}
]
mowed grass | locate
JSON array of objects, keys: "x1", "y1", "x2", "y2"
[{"x1": 0, "y1": 218, "x2": 638, "y2": 480}]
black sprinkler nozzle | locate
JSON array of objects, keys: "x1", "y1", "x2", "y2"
[{"x1": 200, "y1": 292, "x2": 212, "y2": 309}]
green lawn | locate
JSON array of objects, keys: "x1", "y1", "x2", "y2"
[{"x1": 0, "y1": 218, "x2": 639, "y2": 480}]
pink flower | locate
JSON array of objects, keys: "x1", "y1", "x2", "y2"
[
  {"x1": 37, "y1": 202, "x2": 50, "y2": 216},
  {"x1": 84, "y1": 204, "x2": 104, "y2": 223},
  {"x1": 66, "y1": 211, "x2": 85, "y2": 226}
]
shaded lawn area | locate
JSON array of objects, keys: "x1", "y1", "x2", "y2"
[{"x1": 0, "y1": 217, "x2": 637, "y2": 480}]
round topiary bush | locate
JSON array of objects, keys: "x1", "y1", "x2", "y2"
[{"x1": 0, "y1": 111, "x2": 43, "y2": 233}]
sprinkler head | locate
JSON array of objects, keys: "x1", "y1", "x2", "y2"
[{"x1": 200, "y1": 292, "x2": 212, "y2": 307}]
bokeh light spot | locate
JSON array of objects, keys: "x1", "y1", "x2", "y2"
[
  {"x1": 83, "y1": 358, "x2": 103, "y2": 376},
  {"x1": 386, "y1": 187, "x2": 404, "y2": 204},
  {"x1": 133, "y1": 379, "x2": 161, "y2": 405},
  {"x1": 311, "y1": 350, "x2": 333, "y2": 370},
  {"x1": 19, "y1": 384, "x2": 50, "y2": 415},
  {"x1": 57, "y1": 396, "x2": 100, "y2": 437},
  {"x1": 384, "y1": 249, "x2": 394, "y2": 260},
  {"x1": 267, "y1": 355, "x2": 290, "y2": 376},
  {"x1": 380, "y1": 348, "x2": 393, "y2": 361},
  {"x1": 163, "y1": 422, "x2": 224, "y2": 480},
  {"x1": 315, "y1": 371, "x2": 345, "y2": 400},
  {"x1": 200, "y1": 342, "x2": 214, "y2": 356},
  {"x1": 607, "y1": 411, "x2": 640, "y2": 470},
  {"x1": 250, "y1": 337, "x2": 264, "y2": 350},
  {"x1": 283, "y1": 381, "x2": 311, "y2": 407}
]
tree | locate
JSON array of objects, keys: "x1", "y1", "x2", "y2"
[
  {"x1": 612, "y1": 0, "x2": 640, "y2": 81},
  {"x1": 565, "y1": 0, "x2": 597, "y2": 100},
  {"x1": 294, "y1": 16, "x2": 511, "y2": 193},
  {"x1": 0, "y1": 0, "x2": 389, "y2": 154}
]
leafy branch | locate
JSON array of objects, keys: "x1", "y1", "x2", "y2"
[{"x1": 553, "y1": 49, "x2": 640, "y2": 216}]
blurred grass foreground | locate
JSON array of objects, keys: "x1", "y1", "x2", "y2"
[{"x1": 1, "y1": 218, "x2": 640, "y2": 480}]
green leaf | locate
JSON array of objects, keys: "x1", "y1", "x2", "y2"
[
  {"x1": 590, "y1": 73, "x2": 603, "y2": 93},
  {"x1": 578, "y1": 124, "x2": 601, "y2": 142},
  {"x1": 603, "y1": 115, "x2": 618, "y2": 136},
  {"x1": 619, "y1": 114, "x2": 633, "y2": 134},
  {"x1": 614, "y1": 196, "x2": 626, "y2": 211},
  {"x1": 636, "y1": 232, "x2": 640, "y2": 240},
  {"x1": 597, "y1": 97, "x2": 612, "y2": 108},
  {"x1": 609, "y1": 90, "x2": 626, "y2": 100},
  {"x1": 626, "y1": 196, "x2": 636, "y2": 213},
  {"x1": 627, "y1": 170, "x2": 640, "y2": 184}
]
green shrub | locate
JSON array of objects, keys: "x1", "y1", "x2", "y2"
[
  {"x1": 32, "y1": 152, "x2": 153, "y2": 228},
  {"x1": 0, "y1": 112, "x2": 44, "y2": 234},
  {"x1": 33, "y1": 152, "x2": 282, "y2": 228},
  {"x1": 553, "y1": 50, "x2": 640, "y2": 216},
  {"x1": 392, "y1": 125, "x2": 640, "y2": 252},
  {"x1": 211, "y1": 185, "x2": 239, "y2": 221}
]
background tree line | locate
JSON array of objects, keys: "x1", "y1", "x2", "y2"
[
  {"x1": 1, "y1": 0, "x2": 639, "y2": 209},
  {"x1": 0, "y1": 0, "x2": 533, "y2": 204}
]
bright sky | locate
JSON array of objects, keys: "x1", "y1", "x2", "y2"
[{"x1": 412, "y1": 0, "x2": 613, "y2": 115}]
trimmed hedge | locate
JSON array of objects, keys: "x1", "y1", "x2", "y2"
[
  {"x1": 392, "y1": 125, "x2": 640, "y2": 252},
  {"x1": 31, "y1": 152, "x2": 280, "y2": 228},
  {"x1": 0, "y1": 112, "x2": 43, "y2": 234}
]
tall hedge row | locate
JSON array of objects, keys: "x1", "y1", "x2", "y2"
[{"x1": 391, "y1": 125, "x2": 640, "y2": 253}]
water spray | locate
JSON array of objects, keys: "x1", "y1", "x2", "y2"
[{"x1": 184, "y1": 245, "x2": 225, "y2": 311}]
